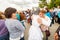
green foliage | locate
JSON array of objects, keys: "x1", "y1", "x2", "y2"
[
  {"x1": 39, "y1": 0, "x2": 60, "y2": 9},
  {"x1": 48, "y1": 0, "x2": 55, "y2": 8},
  {"x1": 39, "y1": 0, "x2": 47, "y2": 8},
  {"x1": 49, "y1": 0, "x2": 60, "y2": 8},
  {"x1": 55, "y1": 0, "x2": 60, "y2": 6}
]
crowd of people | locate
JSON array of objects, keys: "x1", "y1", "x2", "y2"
[{"x1": 0, "y1": 6, "x2": 60, "y2": 40}]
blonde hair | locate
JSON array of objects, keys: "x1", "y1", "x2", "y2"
[
  {"x1": 40, "y1": 8, "x2": 46, "y2": 13},
  {"x1": 0, "y1": 11, "x2": 5, "y2": 19}
]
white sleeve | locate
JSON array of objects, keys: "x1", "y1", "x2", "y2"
[{"x1": 42, "y1": 16, "x2": 51, "y2": 27}]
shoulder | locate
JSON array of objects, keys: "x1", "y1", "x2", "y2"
[
  {"x1": 45, "y1": 15, "x2": 49, "y2": 18},
  {"x1": 13, "y1": 20, "x2": 20, "y2": 23},
  {"x1": 0, "y1": 20, "x2": 5, "y2": 22},
  {"x1": 45, "y1": 15, "x2": 51, "y2": 20},
  {"x1": 5, "y1": 19, "x2": 20, "y2": 23},
  {"x1": 0, "y1": 20, "x2": 5, "y2": 24}
]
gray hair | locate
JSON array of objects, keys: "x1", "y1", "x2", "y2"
[{"x1": 32, "y1": 7, "x2": 40, "y2": 15}]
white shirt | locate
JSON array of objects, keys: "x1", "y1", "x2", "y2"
[
  {"x1": 28, "y1": 15, "x2": 51, "y2": 40},
  {"x1": 28, "y1": 15, "x2": 43, "y2": 40}
]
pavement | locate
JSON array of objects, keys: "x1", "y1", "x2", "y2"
[{"x1": 49, "y1": 23, "x2": 59, "y2": 40}]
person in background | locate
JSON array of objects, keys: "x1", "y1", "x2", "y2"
[
  {"x1": 57, "y1": 11, "x2": 60, "y2": 24},
  {"x1": 38, "y1": 9, "x2": 51, "y2": 40},
  {"x1": 28, "y1": 9, "x2": 51, "y2": 40},
  {"x1": 28, "y1": 9, "x2": 43, "y2": 40},
  {"x1": 45, "y1": 8, "x2": 52, "y2": 19},
  {"x1": 54, "y1": 7, "x2": 60, "y2": 40},
  {"x1": 54, "y1": 26, "x2": 60, "y2": 40},
  {"x1": 53, "y1": 6, "x2": 60, "y2": 23},
  {"x1": 45, "y1": 7, "x2": 52, "y2": 27},
  {"x1": 16, "y1": 11, "x2": 25, "y2": 40},
  {"x1": 19, "y1": 11, "x2": 26, "y2": 27},
  {"x1": 24, "y1": 9, "x2": 32, "y2": 24},
  {"x1": 50, "y1": 9, "x2": 55, "y2": 24},
  {"x1": 16, "y1": 13, "x2": 20, "y2": 21},
  {"x1": 54, "y1": 11, "x2": 60, "y2": 40},
  {"x1": 4, "y1": 7, "x2": 25, "y2": 40},
  {"x1": 0, "y1": 11, "x2": 9, "y2": 40},
  {"x1": 20, "y1": 11, "x2": 26, "y2": 21}
]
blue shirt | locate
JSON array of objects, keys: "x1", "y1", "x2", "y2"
[
  {"x1": 45, "y1": 12, "x2": 52, "y2": 18},
  {"x1": 16, "y1": 14, "x2": 20, "y2": 21},
  {"x1": 58, "y1": 11, "x2": 60, "y2": 18}
]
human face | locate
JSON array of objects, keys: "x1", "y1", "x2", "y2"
[
  {"x1": 11, "y1": 12, "x2": 17, "y2": 19},
  {"x1": 39, "y1": 12, "x2": 44, "y2": 17}
]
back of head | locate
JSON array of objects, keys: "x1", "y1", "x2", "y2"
[
  {"x1": 0, "y1": 11, "x2": 5, "y2": 19},
  {"x1": 40, "y1": 8, "x2": 46, "y2": 14},
  {"x1": 32, "y1": 7, "x2": 40, "y2": 15},
  {"x1": 4, "y1": 7, "x2": 17, "y2": 18},
  {"x1": 20, "y1": 11, "x2": 26, "y2": 21}
]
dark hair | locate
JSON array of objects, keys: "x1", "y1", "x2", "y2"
[
  {"x1": 45, "y1": 8, "x2": 49, "y2": 12},
  {"x1": 4, "y1": 7, "x2": 17, "y2": 18}
]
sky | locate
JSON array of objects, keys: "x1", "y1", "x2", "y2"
[{"x1": 0, "y1": 0, "x2": 39, "y2": 12}]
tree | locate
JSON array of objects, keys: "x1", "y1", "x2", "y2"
[
  {"x1": 55, "y1": 0, "x2": 60, "y2": 6},
  {"x1": 48, "y1": 0, "x2": 55, "y2": 8},
  {"x1": 48, "y1": 0, "x2": 60, "y2": 8},
  {"x1": 39, "y1": 0, "x2": 60, "y2": 8},
  {"x1": 39, "y1": 0, "x2": 47, "y2": 8}
]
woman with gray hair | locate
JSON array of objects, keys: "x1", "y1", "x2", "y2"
[{"x1": 28, "y1": 9, "x2": 51, "y2": 40}]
